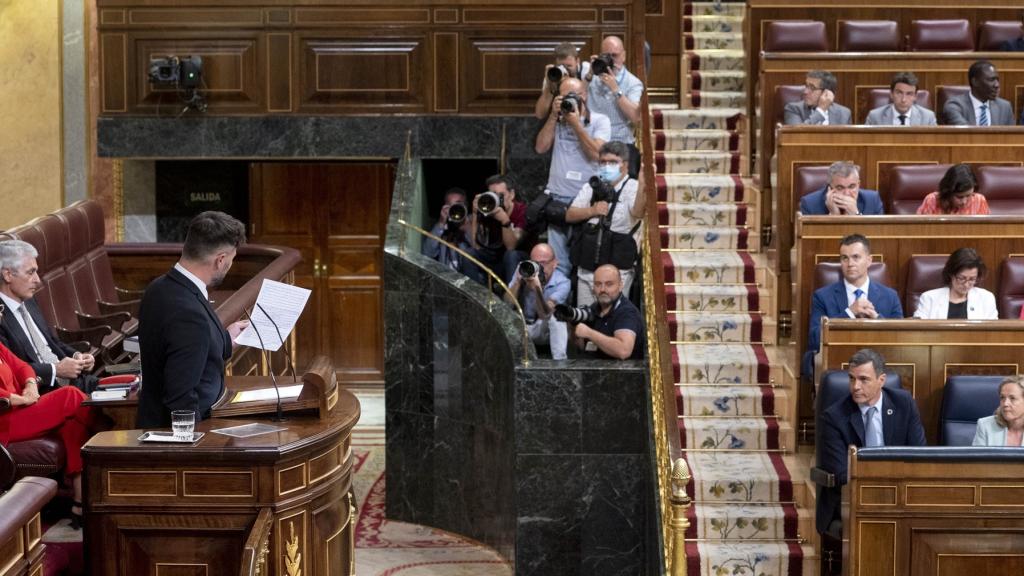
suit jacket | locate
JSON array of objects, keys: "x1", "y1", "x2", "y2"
[
  {"x1": 799, "y1": 187, "x2": 884, "y2": 216},
  {"x1": 783, "y1": 101, "x2": 852, "y2": 125},
  {"x1": 913, "y1": 286, "x2": 998, "y2": 319},
  {"x1": 972, "y1": 415, "x2": 1023, "y2": 446},
  {"x1": 804, "y1": 280, "x2": 903, "y2": 376},
  {"x1": 818, "y1": 386, "x2": 927, "y2": 533},
  {"x1": 0, "y1": 298, "x2": 96, "y2": 393},
  {"x1": 136, "y1": 267, "x2": 232, "y2": 428},
  {"x1": 942, "y1": 92, "x2": 1014, "y2": 126},
  {"x1": 864, "y1": 104, "x2": 937, "y2": 126}
]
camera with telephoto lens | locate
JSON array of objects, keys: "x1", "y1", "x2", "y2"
[
  {"x1": 447, "y1": 202, "x2": 468, "y2": 225},
  {"x1": 476, "y1": 191, "x2": 503, "y2": 216},
  {"x1": 553, "y1": 304, "x2": 595, "y2": 325},
  {"x1": 547, "y1": 64, "x2": 569, "y2": 84},
  {"x1": 588, "y1": 176, "x2": 613, "y2": 204},
  {"x1": 517, "y1": 260, "x2": 540, "y2": 279},
  {"x1": 591, "y1": 53, "x2": 614, "y2": 76},
  {"x1": 560, "y1": 92, "x2": 581, "y2": 114}
]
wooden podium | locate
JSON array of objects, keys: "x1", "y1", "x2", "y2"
[
  {"x1": 213, "y1": 355, "x2": 341, "y2": 420},
  {"x1": 82, "y1": 357, "x2": 360, "y2": 576}
]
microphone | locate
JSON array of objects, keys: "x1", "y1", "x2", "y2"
[
  {"x1": 256, "y1": 303, "x2": 298, "y2": 384},
  {"x1": 241, "y1": 308, "x2": 284, "y2": 422}
]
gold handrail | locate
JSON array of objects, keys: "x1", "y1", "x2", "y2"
[{"x1": 396, "y1": 218, "x2": 531, "y2": 366}]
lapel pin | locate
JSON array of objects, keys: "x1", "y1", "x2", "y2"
[{"x1": 886, "y1": 408, "x2": 894, "y2": 416}]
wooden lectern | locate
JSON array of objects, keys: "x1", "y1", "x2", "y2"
[{"x1": 213, "y1": 355, "x2": 340, "y2": 420}]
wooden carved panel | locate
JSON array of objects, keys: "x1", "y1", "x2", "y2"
[
  {"x1": 326, "y1": 285, "x2": 384, "y2": 383},
  {"x1": 858, "y1": 521, "x2": 897, "y2": 576},
  {"x1": 117, "y1": 518, "x2": 250, "y2": 576},
  {"x1": 312, "y1": 492, "x2": 352, "y2": 575},
  {"x1": 101, "y1": 33, "x2": 128, "y2": 112},
  {"x1": 296, "y1": 36, "x2": 428, "y2": 112},
  {"x1": 912, "y1": 529, "x2": 1024, "y2": 576}
]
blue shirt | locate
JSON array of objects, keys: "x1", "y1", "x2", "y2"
[
  {"x1": 515, "y1": 268, "x2": 571, "y2": 322},
  {"x1": 587, "y1": 65, "x2": 644, "y2": 144}
]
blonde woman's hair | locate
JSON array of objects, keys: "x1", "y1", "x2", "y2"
[{"x1": 994, "y1": 376, "x2": 1024, "y2": 428}]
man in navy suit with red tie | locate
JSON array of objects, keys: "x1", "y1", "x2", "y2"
[
  {"x1": 135, "y1": 211, "x2": 250, "y2": 429},
  {"x1": 803, "y1": 234, "x2": 902, "y2": 378},
  {"x1": 818, "y1": 349, "x2": 926, "y2": 536}
]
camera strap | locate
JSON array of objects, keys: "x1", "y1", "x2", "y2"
[{"x1": 605, "y1": 176, "x2": 632, "y2": 222}]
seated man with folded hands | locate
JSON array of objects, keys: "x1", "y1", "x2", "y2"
[{"x1": 800, "y1": 161, "x2": 883, "y2": 216}]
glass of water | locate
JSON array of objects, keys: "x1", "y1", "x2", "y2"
[{"x1": 171, "y1": 410, "x2": 195, "y2": 441}]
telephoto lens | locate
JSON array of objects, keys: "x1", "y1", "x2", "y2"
[
  {"x1": 447, "y1": 202, "x2": 467, "y2": 224},
  {"x1": 591, "y1": 53, "x2": 613, "y2": 76},
  {"x1": 477, "y1": 191, "x2": 501, "y2": 215},
  {"x1": 517, "y1": 260, "x2": 540, "y2": 279},
  {"x1": 547, "y1": 65, "x2": 566, "y2": 84},
  {"x1": 553, "y1": 304, "x2": 594, "y2": 324},
  {"x1": 560, "y1": 92, "x2": 580, "y2": 114}
]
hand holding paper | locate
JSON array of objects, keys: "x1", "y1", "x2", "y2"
[{"x1": 234, "y1": 279, "x2": 311, "y2": 351}]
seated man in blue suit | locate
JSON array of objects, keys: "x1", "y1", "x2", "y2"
[
  {"x1": 804, "y1": 234, "x2": 902, "y2": 378},
  {"x1": 799, "y1": 161, "x2": 884, "y2": 216},
  {"x1": 818, "y1": 348, "x2": 926, "y2": 537}
]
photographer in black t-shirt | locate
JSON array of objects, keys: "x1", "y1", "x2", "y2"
[{"x1": 572, "y1": 264, "x2": 645, "y2": 360}]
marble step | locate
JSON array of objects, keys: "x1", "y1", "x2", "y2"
[
  {"x1": 653, "y1": 108, "x2": 744, "y2": 131},
  {"x1": 685, "y1": 32, "x2": 744, "y2": 51},
  {"x1": 672, "y1": 343, "x2": 770, "y2": 385},
  {"x1": 686, "y1": 50, "x2": 745, "y2": 72},
  {"x1": 678, "y1": 416, "x2": 793, "y2": 451},
  {"x1": 686, "y1": 452, "x2": 795, "y2": 504},
  {"x1": 684, "y1": 542, "x2": 816, "y2": 576},
  {"x1": 657, "y1": 175, "x2": 753, "y2": 203},
  {"x1": 668, "y1": 312, "x2": 762, "y2": 344},
  {"x1": 675, "y1": 383, "x2": 774, "y2": 417},
  {"x1": 660, "y1": 226, "x2": 755, "y2": 251},
  {"x1": 655, "y1": 151, "x2": 741, "y2": 175},
  {"x1": 662, "y1": 251, "x2": 760, "y2": 285},
  {"x1": 690, "y1": 70, "x2": 746, "y2": 93},
  {"x1": 684, "y1": 90, "x2": 747, "y2": 109},
  {"x1": 684, "y1": 15, "x2": 744, "y2": 35},
  {"x1": 659, "y1": 202, "x2": 750, "y2": 227},
  {"x1": 687, "y1": 503, "x2": 802, "y2": 541},
  {"x1": 654, "y1": 129, "x2": 738, "y2": 152},
  {"x1": 664, "y1": 284, "x2": 762, "y2": 313},
  {"x1": 685, "y1": 2, "x2": 747, "y2": 18}
]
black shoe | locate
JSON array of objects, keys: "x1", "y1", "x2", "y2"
[{"x1": 70, "y1": 501, "x2": 83, "y2": 530}]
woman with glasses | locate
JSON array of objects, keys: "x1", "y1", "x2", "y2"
[
  {"x1": 916, "y1": 164, "x2": 990, "y2": 215},
  {"x1": 913, "y1": 247, "x2": 997, "y2": 319}
]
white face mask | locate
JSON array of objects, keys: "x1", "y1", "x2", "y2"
[{"x1": 598, "y1": 164, "x2": 621, "y2": 183}]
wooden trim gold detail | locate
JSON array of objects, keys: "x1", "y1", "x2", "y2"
[
  {"x1": 308, "y1": 444, "x2": 343, "y2": 485},
  {"x1": 277, "y1": 462, "x2": 307, "y2": 496},
  {"x1": 433, "y1": 8, "x2": 458, "y2": 24},
  {"x1": 905, "y1": 483, "x2": 977, "y2": 507},
  {"x1": 113, "y1": 158, "x2": 124, "y2": 241},
  {"x1": 857, "y1": 520, "x2": 897, "y2": 575},
  {"x1": 156, "y1": 564, "x2": 209, "y2": 576},
  {"x1": 433, "y1": 32, "x2": 459, "y2": 112},
  {"x1": 980, "y1": 484, "x2": 1024, "y2": 507},
  {"x1": 284, "y1": 520, "x2": 303, "y2": 576},
  {"x1": 944, "y1": 363, "x2": 1019, "y2": 383},
  {"x1": 106, "y1": 469, "x2": 177, "y2": 497},
  {"x1": 0, "y1": 528, "x2": 24, "y2": 574},
  {"x1": 26, "y1": 513, "x2": 42, "y2": 549},
  {"x1": 267, "y1": 32, "x2": 293, "y2": 112},
  {"x1": 313, "y1": 47, "x2": 412, "y2": 93},
  {"x1": 859, "y1": 484, "x2": 898, "y2": 506},
  {"x1": 100, "y1": 10, "x2": 125, "y2": 25},
  {"x1": 182, "y1": 470, "x2": 255, "y2": 497}
]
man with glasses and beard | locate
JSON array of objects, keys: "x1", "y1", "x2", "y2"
[{"x1": 136, "y1": 211, "x2": 251, "y2": 429}]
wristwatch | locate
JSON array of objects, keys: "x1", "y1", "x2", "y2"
[
  {"x1": 613, "y1": 90, "x2": 623, "y2": 99},
  {"x1": 502, "y1": 221, "x2": 514, "y2": 229}
]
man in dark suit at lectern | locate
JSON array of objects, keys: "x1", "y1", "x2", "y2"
[{"x1": 136, "y1": 211, "x2": 250, "y2": 429}]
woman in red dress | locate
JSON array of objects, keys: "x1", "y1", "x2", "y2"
[{"x1": 0, "y1": 342, "x2": 98, "y2": 528}]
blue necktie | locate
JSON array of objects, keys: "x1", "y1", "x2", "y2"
[
  {"x1": 979, "y1": 104, "x2": 989, "y2": 127},
  {"x1": 864, "y1": 406, "x2": 882, "y2": 447},
  {"x1": 853, "y1": 288, "x2": 864, "y2": 302}
]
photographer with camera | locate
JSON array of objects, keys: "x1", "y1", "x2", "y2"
[
  {"x1": 467, "y1": 174, "x2": 528, "y2": 283},
  {"x1": 506, "y1": 243, "x2": 571, "y2": 359},
  {"x1": 534, "y1": 42, "x2": 591, "y2": 120},
  {"x1": 565, "y1": 141, "x2": 645, "y2": 306},
  {"x1": 421, "y1": 188, "x2": 480, "y2": 282},
  {"x1": 561, "y1": 264, "x2": 644, "y2": 360},
  {"x1": 587, "y1": 36, "x2": 644, "y2": 178},
  {"x1": 535, "y1": 77, "x2": 611, "y2": 277}
]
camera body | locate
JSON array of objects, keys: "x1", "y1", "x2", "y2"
[
  {"x1": 477, "y1": 191, "x2": 504, "y2": 216},
  {"x1": 547, "y1": 64, "x2": 569, "y2": 84},
  {"x1": 148, "y1": 55, "x2": 203, "y2": 89},
  {"x1": 591, "y1": 53, "x2": 615, "y2": 76},
  {"x1": 447, "y1": 202, "x2": 468, "y2": 225},
  {"x1": 553, "y1": 304, "x2": 594, "y2": 325},
  {"x1": 518, "y1": 260, "x2": 540, "y2": 279},
  {"x1": 588, "y1": 176, "x2": 613, "y2": 204},
  {"x1": 560, "y1": 92, "x2": 581, "y2": 114}
]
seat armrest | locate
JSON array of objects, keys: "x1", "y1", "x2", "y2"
[
  {"x1": 0, "y1": 443, "x2": 15, "y2": 490},
  {"x1": 77, "y1": 310, "x2": 131, "y2": 329},
  {"x1": 810, "y1": 466, "x2": 836, "y2": 488},
  {"x1": 98, "y1": 298, "x2": 141, "y2": 318},
  {"x1": 57, "y1": 324, "x2": 112, "y2": 349},
  {"x1": 115, "y1": 286, "x2": 145, "y2": 300},
  {"x1": 0, "y1": 477, "x2": 58, "y2": 542}
]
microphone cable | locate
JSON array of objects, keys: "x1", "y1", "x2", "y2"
[{"x1": 241, "y1": 308, "x2": 284, "y2": 421}]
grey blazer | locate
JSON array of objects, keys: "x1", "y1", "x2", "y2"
[
  {"x1": 942, "y1": 93, "x2": 1014, "y2": 126},
  {"x1": 972, "y1": 415, "x2": 1024, "y2": 446},
  {"x1": 864, "y1": 104, "x2": 937, "y2": 126},
  {"x1": 783, "y1": 101, "x2": 852, "y2": 125}
]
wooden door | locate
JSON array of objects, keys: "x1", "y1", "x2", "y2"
[{"x1": 249, "y1": 162, "x2": 393, "y2": 386}]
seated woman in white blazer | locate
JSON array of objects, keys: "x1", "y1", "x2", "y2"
[
  {"x1": 973, "y1": 376, "x2": 1024, "y2": 446},
  {"x1": 913, "y1": 247, "x2": 998, "y2": 320}
]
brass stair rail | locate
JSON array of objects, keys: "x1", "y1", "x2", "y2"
[{"x1": 395, "y1": 218, "x2": 531, "y2": 366}]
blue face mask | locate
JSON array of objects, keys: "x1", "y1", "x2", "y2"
[{"x1": 598, "y1": 164, "x2": 621, "y2": 183}]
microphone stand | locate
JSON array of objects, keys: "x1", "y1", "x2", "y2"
[
  {"x1": 256, "y1": 303, "x2": 298, "y2": 384},
  {"x1": 242, "y1": 308, "x2": 284, "y2": 422}
]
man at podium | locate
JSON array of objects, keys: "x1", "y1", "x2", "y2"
[{"x1": 136, "y1": 211, "x2": 250, "y2": 428}]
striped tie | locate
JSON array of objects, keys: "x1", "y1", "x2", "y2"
[{"x1": 979, "y1": 104, "x2": 989, "y2": 127}]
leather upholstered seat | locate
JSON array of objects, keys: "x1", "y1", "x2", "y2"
[
  {"x1": 997, "y1": 257, "x2": 1024, "y2": 319},
  {"x1": 838, "y1": 20, "x2": 900, "y2": 51},
  {"x1": 978, "y1": 21, "x2": 1024, "y2": 51},
  {"x1": 975, "y1": 166, "x2": 1024, "y2": 215},
  {"x1": 814, "y1": 261, "x2": 892, "y2": 291},
  {"x1": 939, "y1": 375, "x2": 1004, "y2": 446},
  {"x1": 909, "y1": 19, "x2": 974, "y2": 51},
  {"x1": 903, "y1": 255, "x2": 949, "y2": 316},
  {"x1": 889, "y1": 164, "x2": 951, "y2": 214},
  {"x1": 765, "y1": 21, "x2": 829, "y2": 52}
]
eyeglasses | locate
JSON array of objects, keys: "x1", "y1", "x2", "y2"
[
  {"x1": 804, "y1": 84, "x2": 823, "y2": 92},
  {"x1": 598, "y1": 160, "x2": 622, "y2": 167},
  {"x1": 954, "y1": 274, "x2": 979, "y2": 284}
]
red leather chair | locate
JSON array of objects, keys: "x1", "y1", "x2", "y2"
[
  {"x1": 978, "y1": 21, "x2": 1024, "y2": 51},
  {"x1": 838, "y1": 20, "x2": 900, "y2": 51},
  {"x1": 867, "y1": 88, "x2": 931, "y2": 112},
  {"x1": 998, "y1": 257, "x2": 1024, "y2": 319},
  {"x1": 909, "y1": 19, "x2": 975, "y2": 51},
  {"x1": 814, "y1": 261, "x2": 892, "y2": 291},
  {"x1": 903, "y1": 255, "x2": 951, "y2": 316},
  {"x1": 0, "y1": 399, "x2": 65, "y2": 482},
  {"x1": 975, "y1": 166, "x2": 1024, "y2": 215},
  {"x1": 764, "y1": 21, "x2": 829, "y2": 52},
  {"x1": 775, "y1": 84, "x2": 805, "y2": 125},
  {"x1": 76, "y1": 200, "x2": 144, "y2": 312},
  {"x1": 889, "y1": 164, "x2": 951, "y2": 214},
  {"x1": 795, "y1": 165, "x2": 831, "y2": 211}
]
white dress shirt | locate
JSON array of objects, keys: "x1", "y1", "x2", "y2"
[
  {"x1": 969, "y1": 92, "x2": 991, "y2": 126},
  {"x1": 174, "y1": 262, "x2": 209, "y2": 300},
  {"x1": 0, "y1": 291, "x2": 56, "y2": 386},
  {"x1": 858, "y1": 394, "x2": 885, "y2": 446},
  {"x1": 844, "y1": 278, "x2": 870, "y2": 318},
  {"x1": 890, "y1": 105, "x2": 913, "y2": 126}
]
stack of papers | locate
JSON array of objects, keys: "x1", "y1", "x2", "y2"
[{"x1": 91, "y1": 389, "x2": 128, "y2": 401}]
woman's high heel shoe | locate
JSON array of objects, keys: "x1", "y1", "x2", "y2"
[{"x1": 70, "y1": 501, "x2": 83, "y2": 530}]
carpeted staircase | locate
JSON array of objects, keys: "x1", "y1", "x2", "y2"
[{"x1": 654, "y1": 2, "x2": 816, "y2": 574}]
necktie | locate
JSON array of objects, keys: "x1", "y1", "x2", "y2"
[
  {"x1": 864, "y1": 406, "x2": 882, "y2": 447},
  {"x1": 853, "y1": 288, "x2": 864, "y2": 301},
  {"x1": 19, "y1": 304, "x2": 59, "y2": 365},
  {"x1": 898, "y1": 114, "x2": 907, "y2": 125},
  {"x1": 979, "y1": 104, "x2": 989, "y2": 127}
]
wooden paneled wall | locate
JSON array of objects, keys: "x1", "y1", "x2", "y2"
[
  {"x1": 820, "y1": 319, "x2": 1024, "y2": 444},
  {"x1": 96, "y1": 0, "x2": 640, "y2": 115}
]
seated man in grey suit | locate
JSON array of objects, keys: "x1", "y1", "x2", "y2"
[
  {"x1": 942, "y1": 60, "x2": 1015, "y2": 126},
  {"x1": 783, "y1": 70, "x2": 852, "y2": 126},
  {"x1": 799, "y1": 161, "x2": 884, "y2": 216},
  {"x1": 865, "y1": 72, "x2": 937, "y2": 126}
]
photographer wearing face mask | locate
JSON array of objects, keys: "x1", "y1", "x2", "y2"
[
  {"x1": 565, "y1": 141, "x2": 646, "y2": 306},
  {"x1": 467, "y1": 175, "x2": 528, "y2": 284},
  {"x1": 506, "y1": 243, "x2": 571, "y2": 359},
  {"x1": 586, "y1": 36, "x2": 644, "y2": 178},
  {"x1": 535, "y1": 77, "x2": 611, "y2": 278},
  {"x1": 534, "y1": 42, "x2": 591, "y2": 120}
]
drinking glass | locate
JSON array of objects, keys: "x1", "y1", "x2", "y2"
[{"x1": 171, "y1": 410, "x2": 195, "y2": 441}]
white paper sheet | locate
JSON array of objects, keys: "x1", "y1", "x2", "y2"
[
  {"x1": 230, "y1": 384, "x2": 304, "y2": 404},
  {"x1": 234, "y1": 279, "x2": 311, "y2": 351}
]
